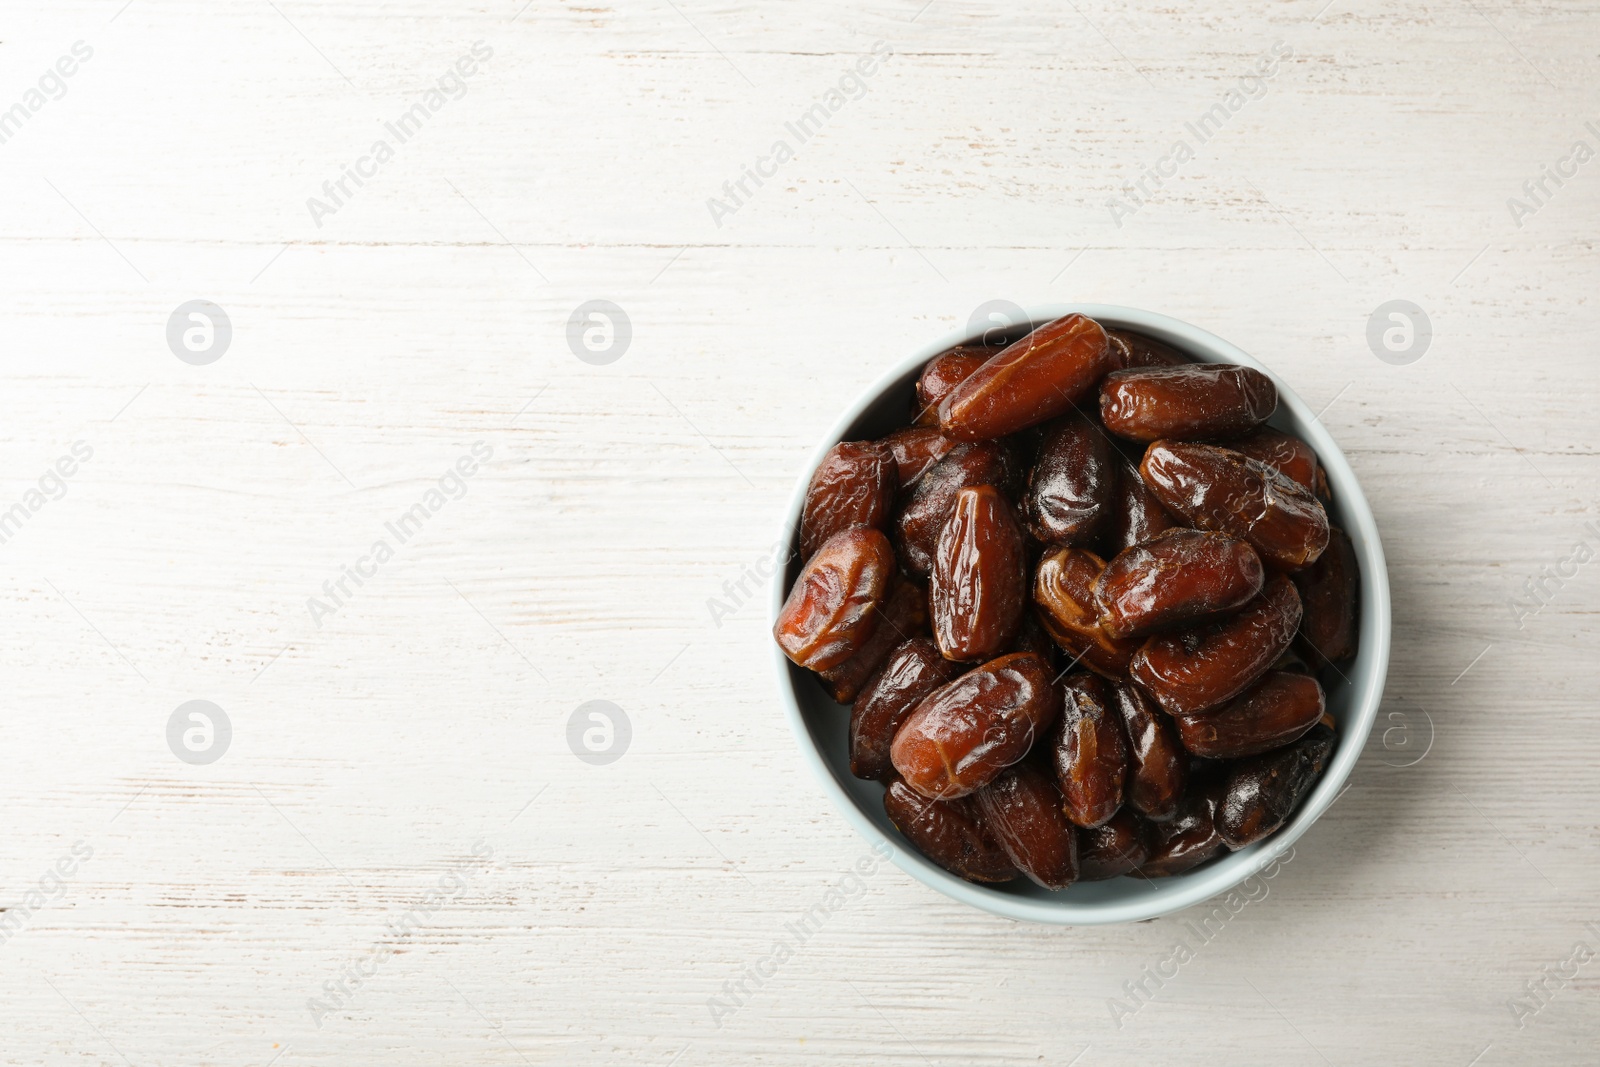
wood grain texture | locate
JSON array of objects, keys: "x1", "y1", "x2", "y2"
[{"x1": 0, "y1": 0, "x2": 1597, "y2": 1063}]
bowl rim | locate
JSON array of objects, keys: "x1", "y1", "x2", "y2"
[{"x1": 770, "y1": 303, "x2": 1391, "y2": 925}]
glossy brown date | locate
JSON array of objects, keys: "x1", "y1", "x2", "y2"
[
  {"x1": 1138, "y1": 785, "x2": 1226, "y2": 877},
  {"x1": 932, "y1": 486, "x2": 1027, "y2": 662},
  {"x1": 938, "y1": 313, "x2": 1110, "y2": 441},
  {"x1": 894, "y1": 441, "x2": 1016, "y2": 577},
  {"x1": 1105, "y1": 456, "x2": 1178, "y2": 553},
  {"x1": 850, "y1": 637, "x2": 963, "y2": 781},
  {"x1": 799, "y1": 440, "x2": 896, "y2": 560},
  {"x1": 1104, "y1": 329, "x2": 1190, "y2": 372},
  {"x1": 1078, "y1": 809, "x2": 1152, "y2": 880},
  {"x1": 1229, "y1": 426, "x2": 1329, "y2": 501},
  {"x1": 913, "y1": 349, "x2": 989, "y2": 426},
  {"x1": 890, "y1": 652, "x2": 1060, "y2": 799},
  {"x1": 820, "y1": 578, "x2": 930, "y2": 703},
  {"x1": 1101, "y1": 364, "x2": 1277, "y2": 443},
  {"x1": 1217, "y1": 723, "x2": 1334, "y2": 849},
  {"x1": 883, "y1": 778, "x2": 1018, "y2": 883},
  {"x1": 1141, "y1": 441, "x2": 1330, "y2": 571},
  {"x1": 1094, "y1": 529, "x2": 1264, "y2": 640},
  {"x1": 773, "y1": 527, "x2": 895, "y2": 671},
  {"x1": 1033, "y1": 548, "x2": 1141, "y2": 679},
  {"x1": 973, "y1": 761, "x2": 1080, "y2": 889},
  {"x1": 1051, "y1": 673, "x2": 1129, "y2": 828},
  {"x1": 1173, "y1": 670, "x2": 1325, "y2": 759},
  {"x1": 882, "y1": 427, "x2": 954, "y2": 490},
  {"x1": 1022, "y1": 412, "x2": 1114, "y2": 546},
  {"x1": 1294, "y1": 526, "x2": 1360, "y2": 668},
  {"x1": 1111, "y1": 681, "x2": 1187, "y2": 821},
  {"x1": 1130, "y1": 574, "x2": 1302, "y2": 716}
]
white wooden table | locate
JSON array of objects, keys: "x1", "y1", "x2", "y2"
[{"x1": 2, "y1": 1, "x2": 1597, "y2": 1063}]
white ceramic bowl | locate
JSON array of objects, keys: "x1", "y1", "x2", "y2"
[{"x1": 770, "y1": 304, "x2": 1391, "y2": 925}]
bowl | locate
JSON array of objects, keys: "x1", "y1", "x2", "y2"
[{"x1": 770, "y1": 304, "x2": 1391, "y2": 925}]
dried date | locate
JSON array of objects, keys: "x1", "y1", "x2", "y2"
[
  {"x1": 932, "y1": 486, "x2": 1028, "y2": 661},
  {"x1": 1141, "y1": 441, "x2": 1330, "y2": 571},
  {"x1": 939, "y1": 314, "x2": 1110, "y2": 441},
  {"x1": 890, "y1": 652, "x2": 1061, "y2": 799},
  {"x1": 773, "y1": 527, "x2": 895, "y2": 671}
]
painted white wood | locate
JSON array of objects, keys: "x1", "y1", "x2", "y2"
[{"x1": 0, "y1": 1, "x2": 1596, "y2": 1063}]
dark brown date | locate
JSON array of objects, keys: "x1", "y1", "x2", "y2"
[
  {"x1": 1051, "y1": 673, "x2": 1129, "y2": 828},
  {"x1": 1294, "y1": 526, "x2": 1360, "y2": 668},
  {"x1": 774, "y1": 527, "x2": 895, "y2": 671},
  {"x1": 819, "y1": 578, "x2": 930, "y2": 703},
  {"x1": 850, "y1": 637, "x2": 963, "y2": 781},
  {"x1": 938, "y1": 313, "x2": 1110, "y2": 441},
  {"x1": 1174, "y1": 670, "x2": 1325, "y2": 759},
  {"x1": 883, "y1": 778, "x2": 1018, "y2": 883},
  {"x1": 1229, "y1": 426, "x2": 1329, "y2": 501},
  {"x1": 973, "y1": 761, "x2": 1080, "y2": 889},
  {"x1": 1105, "y1": 456, "x2": 1178, "y2": 553},
  {"x1": 1033, "y1": 548, "x2": 1140, "y2": 679},
  {"x1": 1078, "y1": 810, "x2": 1152, "y2": 880},
  {"x1": 913, "y1": 349, "x2": 989, "y2": 426},
  {"x1": 799, "y1": 440, "x2": 896, "y2": 560},
  {"x1": 882, "y1": 427, "x2": 954, "y2": 490},
  {"x1": 1138, "y1": 785, "x2": 1225, "y2": 876},
  {"x1": 1101, "y1": 364, "x2": 1277, "y2": 442},
  {"x1": 894, "y1": 441, "x2": 1016, "y2": 577},
  {"x1": 1217, "y1": 723, "x2": 1334, "y2": 849},
  {"x1": 1111, "y1": 681, "x2": 1187, "y2": 821},
  {"x1": 1141, "y1": 441, "x2": 1330, "y2": 571},
  {"x1": 1094, "y1": 529, "x2": 1264, "y2": 640},
  {"x1": 932, "y1": 486, "x2": 1027, "y2": 662},
  {"x1": 890, "y1": 652, "x2": 1061, "y2": 799},
  {"x1": 1130, "y1": 574, "x2": 1302, "y2": 716},
  {"x1": 1104, "y1": 329, "x2": 1190, "y2": 372},
  {"x1": 1022, "y1": 412, "x2": 1114, "y2": 546}
]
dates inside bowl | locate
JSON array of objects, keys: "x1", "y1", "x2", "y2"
[{"x1": 771, "y1": 304, "x2": 1389, "y2": 925}]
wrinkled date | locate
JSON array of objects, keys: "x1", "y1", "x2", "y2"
[
  {"x1": 1033, "y1": 547, "x2": 1141, "y2": 678},
  {"x1": 1052, "y1": 673, "x2": 1129, "y2": 828},
  {"x1": 1105, "y1": 455, "x2": 1178, "y2": 553},
  {"x1": 1111, "y1": 681, "x2": 1187, "y2": 821},
  {"x1": 1217, "y1": 723, "x2": 1334, "y2": 849},
  {"x1": 1101, "y1": 364, "x2": 1277, "y2": 443},
  {"x1": 1294, "y1": 526, "x2": 1360, "y2": 668},
  {"x1": 1094, "y1": 529, "x2": 1264, "y2": 640},
  {"x1": 1141, "y1": 441, "x2": 1330, "y2": 571},
  {"x1": 895, "y1": 441, "x2": 1016, "y2": 576},
  {"x1": 932, "y1": 486, "x2": 1028, "y2": 661},
  {"x1": 939, "y1": 314, "x2": 1110, "y2": 441},
  {"x1": 973, "y1": 761, "x2": 1080, "y2": 889},
  {"x1": 1130, "y1": 574, "x2": 1302, "y2": 716},
  {"x1": 883, "y1": 778, "x2": 1018, "y2": 882},
  {"x1": 883, "y1": 427, "x2": 954, "y2": 490},
  {"x1": 799, "y1": 440, "x2": 897, "y2": 559},
  {"x1": 890, "y1": 652, "x2": 1061, "y2": 799},
  {"x1": 850, "y1": 637, "x2": 963, "y2": 780},
  {"x1": 1078, "y1": 809, "x2": 1152, "y2": 880},
  {"x1": 1104, "y1": 329, "x2": 1190, "y2": 372},
  {"x1": 1022, "y1": 412, "x2": 1114, "y2": 546},
  {"x1": 1138, "y1": 784, "x2": 1226, "y2": 877},
  {"x1": 1173, "y1": 670, "x2": 1325, "y2": 759},
  {"x1": 820, "y1": 578, "x2": 930, "y2": 703},
  {"x1": 1230, "y1": 426, "x2": 1329, "y2": 501},
  {"x1": 774, "y1": 527, "x2": 895, "y2": 671},
  {"x1": 914, "y1": 348, "x2": 990, "y2": 426}
]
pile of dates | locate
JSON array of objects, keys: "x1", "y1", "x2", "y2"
[{"x1": 775, "y1": 313, "x2": 1360, "y2": 889}]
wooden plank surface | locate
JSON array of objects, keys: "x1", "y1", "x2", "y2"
[{"x1": 1, "y1": 0, "x2": 1597, "y2": 1063}]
